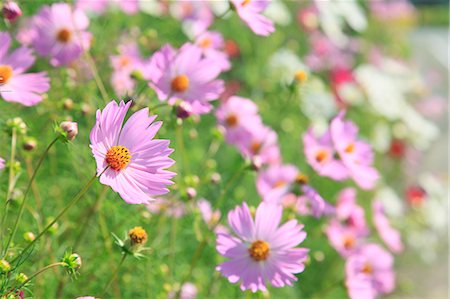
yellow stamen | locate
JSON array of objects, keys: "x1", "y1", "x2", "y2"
[
  {"x1": 315, "y1": 150, "x2": 328, "y2": 163},
  {"x1": 362, "y1": 262, "x2": 373, "y2": 274},
  {"x1": 294, "y1": 70, "x2": 308, "y2": 83},
  {"x1": 248, "y1": 240, "x2": 270, "y2": 261},
  {"x1": 295, "y1": 173, "x2": 309, "y2": 185},
  {"x1": 128, "y1": 226, "x2": 148, "y2": 245},
  {"x1": 56, "y1": 28, "x2": 72, "y2": 43},
  {"x1": 345, "y1": 143, "x2": 355, "y2": 153},
  {"x1": 0, "y1": 65, "x2": 13, "y2": 85},
  {"x1": 105, "y1": 145, "x2": 131, "y2": 171},
  {"x1": 225, "y1": 114, "x2": 238, "y2": 127},
  {"x1": 251, "y1": 141, "x2": 262, "y2": 154},
  {"x1": 171, "y1": 74, "x2": 190, "y2": 93},
  {"x1": 199, "y1": 37, "x2": 212, "y2": 49}
]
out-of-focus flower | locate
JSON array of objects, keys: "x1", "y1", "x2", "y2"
[
  {"x1": 0, "y1": 157, "x2": 5, "y2": 170},
  {"x1": 2, "y1": 1, "x2": 22, "y2": 22},
  {"x1": 31, "y1": 3, "x2": 92, "y2": 66},
  {"x1": 345, "y1": 244, "x2": 395, "y2": 299},
  {"x1": 147, "y1": 43, "x2": 224, "y2": 115},
  {"x1": 330, "y1": 67, "x2": 364, "y2": 107},
  {"x1": 256, "y1": 164, "x2": 298, "y2": 201},
  {"x1": 195, "y1": 31, "x2": 230, "y2": 71},
  {"x1": 168, "y1": 282, "x2": 198, "y2": 299},
  {"x1": 303, "y1": 128, "x2": 348, "y2": 181},
  {"x1": 268, "y1": 48, "x2": 309, "y2": 86},
  {"x1": 197, "y1": 198, "x2": 221, "y2": 230},
  {"x1": 216, "y1": 96, "x2": 262, "y2": 143},
  {"x1": 326, "y1": 220, "x2": 361, "y2": 258},
  {"x1": 230, "y1": 0, "x2": 274, "y2": 36},
  {"x1": 300, "y1": 77, "x2": 338, "y2": 124},
  {"x1": 224, "y1": 39, "x2": 240, "y2": 58},
  {"x1": 146, "y1": 198, "x2": 186, "y2": 218},
  {"x1": 110, "y1": 43, "x2": 144, "y2": 97},
  {"x1": 297, "y1": 6, "x2": 319, "y2": 31},
  {"x1": 216, "y1": 202, "x2": 308, "y2": 292},
  {"x1": 314, "y1": 0, "x2": 367, "y2": 47},
  {"x1": 370, "y1": 0, "x2": 416, "y2": 23},
  {"x1": 264, "y1": 0, "x2": 291, "y2": 26},
  {"x1": 76, "y1": 0, "x2": 139, "y2": 15},
  {"x1": 335, "y1": 188, "x2": 368, "y2": 235},
  {"x1": 330, "y1": 111, "x2": 379, "y2": 190},
  {"x1": 372, "y1": 200, "x2": 404, "y2": 253},
  {"x1": 405, "y1": 185, "x2": 427, "y2": 208},
  {"x1": 90, "y1": 100, "x2": 175, "y2": 204},
  {"x1": 0, "y1": 32, "x2": 50, "y2": 106},
  {"x1": 170, "y1": 1, "x2": 213, "y2": 37}
]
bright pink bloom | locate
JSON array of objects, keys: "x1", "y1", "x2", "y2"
[
  {"x1": 231, "y1": 0, "x2": 275, "y2": 36},
  {"x1": 0, "y1": 32, "x2": 50, "y2": 106},
  {"x1": 330, "y1": 111, "x2": 379, "y2": 190},
  {"x1": 235, "y1": 124, "x2": 281, "y2": 166},
  {"x1": 146, "y1": 197, "x2": 185, "y2": 218},
  {"x1": 345, "y1": 244, "x2": 396, "y2": 299},
  {"x1": 216, "y1": 202, "x2": 308, "y2": 292},
  {"x1": 195, "y1": 31, "x2": 231, "y2": 71},
  {"x1": 372, "y1": 200, "x2": 403, "y2": 253},
  {"x1": 216, "y1": 96, "x2": 262, "y2": 143},
  {"x1": 2, "y1": 1, "x2": 22, "y2": 22},
  {"x1": 303, "y1": 128, "x2": 348, "y2": 180},
  {"x1": 31, "y1": 3, "x2": 91, "y2": 66},
  {"x1": 90, "y1": 100, "x2": 175, "y2": 204},
  {"x1": 148, "y1": 43, "x2": 224, "y2": 115}
]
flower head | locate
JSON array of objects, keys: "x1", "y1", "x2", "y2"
[
  {"x1": 59, "y1": 121, "x2": 78, "y2": 141},
  {"x1": 0, "y1": 32, "x2": 49, "y2": 106},
  {"x1": 148, "y1": 43, "x2": 224, "y2": 115},
  {"x1": 216, "y1": 202, "x2": 308, "y2": 292},
  {"x1": 231, "y1": 0, "x2": 275, "y2": 36},
  {"x1": 90, "y1": 100, "x2": 175, "y2": 204},
  {"x1": 195, "y1": 31, "x2": 231, "y2": 71},
  {"x1": 31, "y1": 3, "x2": 91, "y2": 66},
  {"x1": 128, "y1": 226, "x2": 148, "y2": 246}
]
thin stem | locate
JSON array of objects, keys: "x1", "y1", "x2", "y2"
[
  {"x1": 148, "y1": 102, "x2": 169, "y2": 112},
  {"x1": 13, "y1": 262, "x2": 64, "y2": 292},
  {"x1": 12, "y1": 172, "x2": 99, "y2": 263},
  {"x1": 84, "y1": 50, "x2": 110, "y2": 104},
  {"x1": 5, "y1": 127, "x2": 17, "y2": 204},
  {"x1": 101, "y1": 254, "x2": 127, "y2": 297},
  {"x1": 2, "y1": 137, "x2": 59, "y2": 258}
]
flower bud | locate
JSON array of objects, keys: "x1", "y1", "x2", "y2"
[
  {"x1": 186, "y1": 187, "x2": 197, "y2": 200},
  {"x1": 2, "y1": 1, "x2": 22, "y2": 22},
  {"x1": 23, "y1": 137, "x2": 37, "y2": 151},
  {"x1": 0, "y1": 259, "x2": 11, "y2": 273},
  {"x1": 60, "y1": 121, "x2": 78, "y2": 141},
  {"x1": 63, "y1": 98, "x2": 74, "y2": 110},
  {"x1": 211, "y1": 172, "x2": 221, "y2": 184},
  {"x1": 62, "y1": 252, "x2": 82, "y2": 273},
  {"x1": 15, "y1": 273, "x2": 28, "y2": 284},
  {"x1": 128, "y1": 226, "x2": 148, "y2": 246},
  {"x1": 176, "y1": 101, "x2": 192, "y2": 119},
  {"x1": 6, "y1": 117, "x2": 27, "y2": 135},
  {"x1": 23, "y1": 231, "x2": 35, "y2": 242}
]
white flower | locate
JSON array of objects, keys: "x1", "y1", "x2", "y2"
[
  {"x1": 264, "y1": 0, "x2": 292, "y2": 26},
  {"x1": 371, "y1": 122, "x2": 392, "y2": 153},
  {"x1": 268, "y1": 48, "x2": 308, "y2": 85},
  {"x1": 300, "y1": 77, "x2": 337, "y2": 122},
  {"x1": 375, "y1": 186, "x2": 405, "y2": 218}
]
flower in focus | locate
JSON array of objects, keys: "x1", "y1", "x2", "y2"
[
  {"x1": 2, "y1": 1, "x2": 22, "y2": 22},
  {"x1": 195, "y1": 31, "x2": 231, "y2": 71},
  {"x1": 90, "y1": 100, "x2": 175, "y2": 204},
  {"x1": 0, "y1": 32, "x2": 50, "y2": 106},
  {"x1": 231, "y1": 0, "x2": 275, "y2": 36},
  {"x1": 372, "y1": 200, "x2": 404, "y2": 253},
  {"x1": 216, "y1": 202, "x2": 308, "y2": 292},
  {"x1": 216, "y1": 96, "x2": 262, "y2": 143},
  {"x1": 31, "y1": 3, "x2": 92, "y2": 66},
  {"x1": 128, "y1": 226, "x2": 148, "y2": 246},
  {"x1": 148, "y1": 43, "x2": 224, "y2": 115},
  {"x1": 345, "y1": 244, "x2": 395, "y2": 299},
  {"x1": 330, "y1": 111, "x2": 379, "y2": 190},
  {"x1": 60, "y1": 121, "x2": 78, "y2": 141}
]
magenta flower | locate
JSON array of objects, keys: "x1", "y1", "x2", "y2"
[
  {"x1": 330, "y1": 111, "x2": 379, "y2": 190},
  {"x1": 31, "y1": 3, "x2": 91, "y2": 66},
  {"x1": 372, "y1": 200, "x2": 404, "y2": 253},
  {"x1": 303, "y1": 128, "x2": 348, "y2": 180},
  {"x1": 216, "y1": 96, "x2": 262, "y2": 143},
  {"x1": 90, "y1": 100, "x2": 175, "y2": 204},
  {"x1": 216, "y1": 202, "x2": 308, "y2": 292},
  {"x1": 231, "y1": 0, "x2": 275, "y2": 36},
  {"x1": 345, "y1": 244, "x2": 396, "y2": 299},
  {"x1": 195, "y1": 31, "x2": 231, "y2": 71},
  {"x1": 148, "y1": 43, "x2": 224, "y2": 115},
  {"x1": 0, "y1": 32, "x2": 49, "y2": 106}
]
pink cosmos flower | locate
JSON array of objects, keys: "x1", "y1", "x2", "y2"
[
  {"x1": 168, "y1": 282, "x2": 198, "y2": 299},
  {"x1": 0, "y1": 32, "x2": 50, "y2": 106},
  {"x1": 31, "y1": 3, "x2": 91, "y2": 66},
  {"x1": 0, "y1": 157, "x2": 5, "y2": 170},
  {"x1": 148, "y1": 43, "x2": 224, "y2": 115},
  {"x1": 256, "y1": 164, "x2": 298, "y2": 201},
  {"x1": 326, "y1": 220, "x2": 362, "y2": 258},
  {"x1": 146, "y1": 197, "x2": 185, "y2": 218},
  {"x1": 110, "y1": 43, "x2": 144, "y2": 97},
  {"x1": 170, "y1": 1, "x2": 213, "y2": 36},
  {"x1": 195, "y1": 31, "x2": 231, "y2": 71},
  {"x1": 330, "y1": 111, "x2": 379, "y2": 190},
  {"x1": 335, "y1": 188, "x2": 368, "y2": 236},
  {"x1": 216, "y1": 202, "x2": 308, "y2": 292},
  {"x1": 235, "y1": 124, "x2": 281, "y2": 166},
  {"x1": 231, "y1": 0, "x2": 275, "y2": 36},
  {"x1": 90, "y1": 100, "x2": 175, "y2": 204},
  {"x1": 197, "y1": 198, "x2": 221, "y2": 228},
  {"x1": 303, "y1": 128, "x2": 348, "y2": 180},
  {"x1": 76, "y1": 0, "x2": 139, "y2": 15},
  {"x1": 300, "y1": 185, "x2": 335, "y2": 218},
  {"x1": 372, "y1": 200, "x2": 404, "y2": 253},
  {"x1": 216, "y1": 96, "x2": 262, "y2": 143},
  {"x1": 345, "y1": 244, "x2": 395, "y2": 299}
]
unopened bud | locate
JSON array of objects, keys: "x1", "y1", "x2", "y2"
[
  {"x1": 2, "y1": 1, "x2": 22, "y2": 22},
  {"x1": 128, "y1": 226, "x2": 148, "y2": 246},
  {"x1": 62, "y1": 252, "x2": 82, "y2": 273},
  {"x1": 6, "y1": 117, "x2": 27, "y2": 135},
  {"x1": 23, "y1": 137, "x2": 37, "y2": 151},
  {"x1": 176, "y1": 101, "x2": 192, "y2": 119},
  {"x1": 211, "y1": 172, "x2": 221, "y2": 184},
  {"x1": 63, "y1": 98, "x2": 74, "y2": 110},
  {"x1": 60, "y1": 121, "x2": 78, "y2": 141},
  {"x1": 0, "y1": 259, "x2": 11, "y2": 273},
  {"x1": 23, "y1": 231, "x2": 35, "y2": 242},
  {"x1": 186, "y1": 187, "x2": 197, "y2": 200},
  {"x1": 15, "y1": 273, "x2": 28, "y2": 284}
]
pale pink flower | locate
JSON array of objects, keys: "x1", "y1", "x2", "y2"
[
  {"x1": 146, "y1": 198, "x2": 185, "y2": 218},
  {"x1": 195, "y1": 31, "x2": 230, "y2": 71},
  {"x1": 231, "y1": 0, "x2": 275, "y2": 36},
  {"x1": 372, "y1": 200, "x2": 404, "y2": 253}
]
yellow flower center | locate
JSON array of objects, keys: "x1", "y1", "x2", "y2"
[
  {"x1": 119, "y1": 56, "x2": 131, "y2": 67},
  {"x1": 128, "y1": 226, "x2": 148, "y2": 245},
  {"x1": 225, "y1": 114, "x2": 238, "y2": 127},
  {"x1": 295, "y1": 173, "x2": 309, "y2": 185},
  {"x1": 345, "y1": 143, "x2": 355, "y2": 153},
  {"x1": 242, "y1": 0, "x2": 251, "y2": 7},
  {"x1": 362, "y1": 262, "x2": 373, "y2": 274},
  {"x1": 251, "y1": 141, "x2": 262, "y2": 154},
  {"x1": 199, "y1": 37, "x2": 212, "y2": 49},
  {"x1": 105, "y1": 146, "x2": 131, "y2": 171},
  {"x1": 0, "y1": 65, "x2": 13, "y2": 85},
  {"x1": 171, "y1": 74, "x2": 190, "y2": 93},
  {"x1": 294, "y1": 70, "x2": 308, "y2": 83},
  {"x1": 343, "y1": 235, "x2": 355, "y2": 250},
  {"x1": 315, "y1": 150, "x2": 328, "y2": 163},
  {"x1": 274, "y1": 180, "x2": 286, "y2": 188},
  {"x1": 249, "y1": 240, "x2": 270, "y2": 261},
  {"x1": 56, "y1": 28, "x2": 72, "y2": 43}
]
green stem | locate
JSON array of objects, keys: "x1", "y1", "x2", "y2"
[
  {"x1": 5, "y1": 127, "x2": 17, "y2": 204},
  {"x1": 101, "y1": 254, "x2": 127, "y2": 297},
  {"x1": 12, "y1": 172, "x2": 99, "y2": 263},
  {"x1": 13, "y1": 262, "x2": 64, "y2": 292},
  {"x1": 148, "y1": 102, "x2": 169, "y2": 112},
  {"x1": 2, "y1": 137, "x2": 59, "y2": 258}
]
